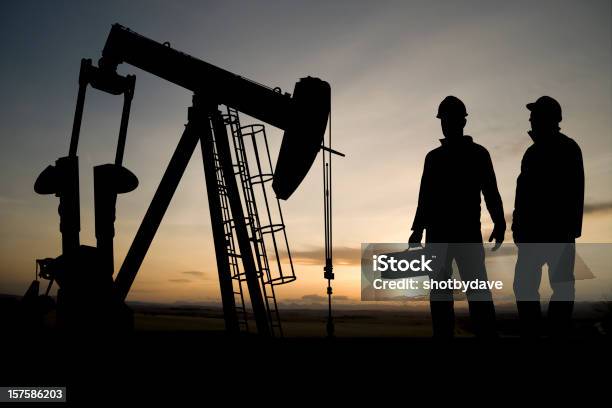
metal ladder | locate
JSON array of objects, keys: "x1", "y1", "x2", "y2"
[
  {"x1": 223, "y1": 107, "x2": 284, "y2": 337},
  {"x1": 210, "y1": 120, "x2": 250, "y2": 333}
]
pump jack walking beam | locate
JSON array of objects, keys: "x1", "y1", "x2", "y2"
[{"x1": 113, "y1": 95, "x2": 270, "y2": 336}]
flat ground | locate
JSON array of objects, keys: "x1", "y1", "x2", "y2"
[
  {"x1": 1, "y1": 296, "x2": 610, "y2": 403},
  {"x1": 2, "y1": 294, "x2": 611, "y2": 337},
  {"x1": 131, "y1": 300, "x2": 610, "y2": 338}
]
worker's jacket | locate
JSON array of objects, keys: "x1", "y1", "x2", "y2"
[
  {"x1": 512, "y1": 132, "x2": 584, "y2": 243},
  {"x1": 412, "y1": 135, "x2": 505, "y2": 243}
]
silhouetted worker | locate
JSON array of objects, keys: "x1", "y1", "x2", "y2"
[
  {"x1": 409, "y1": 96, "x2": 505, "y2": 339},
  {"x1": 512, "y1": 96, "x2": 584, "y2": 338}
]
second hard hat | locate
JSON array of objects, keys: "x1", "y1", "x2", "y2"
[
  {"x1": 526, "y1": 96, "x2": 562, "y2": 122},
  {"x1": 436, "y1": 96, "x2": 467, "y2": 119}
]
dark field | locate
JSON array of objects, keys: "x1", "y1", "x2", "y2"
[
  {"x1": 2, "y1": 295, "x2": 610, "y2": 403},
  {"x1": 128, "y1": 301, "x2": 612, "y2": 338},
  {"x1": 2, "y1": 294, "x2": 611, "y2": 338}
]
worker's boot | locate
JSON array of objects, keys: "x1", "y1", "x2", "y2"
[
  {"x1": 516, "y1": 301, "x2": 542, "y2": 339},
  {"x1": 430, "y1": 301, "x2": 455, "y2": 339},
  {"x1": 548, "y1": 301, "x2": 574, "y2": 338},
  {"x1": 469, "y1": 300, "x2": 497, "y2": 339}
]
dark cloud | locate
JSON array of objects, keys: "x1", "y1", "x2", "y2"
[
  {"x1": 281, "y1": 246, "x2": 361, "y2": 266},
  {"x1": 505, "y1": 201, "x2": 612, "y2": 219},
  {"x1": 496, "y1": 201, "x2": 612, "y2": 227},
  {"x1": 130, "y1": 288, "x2": 160, "y2": 293},
  {"x1": 284, "y1": 200, "x2": 612, "y2": 270},
  {"x1": 302, "y1": 294, "x2": 326, "y2": 302},
  {"x1": 584, "y1": 202, "x2": 612, "y2": 214},
  {"x1": 181, "y1": 271, "x2": 209, "y2": 279},
  {"x1": 169, "y1": 278, "x2": 191, "y2": 283},
  {"x1": 334, "y1": 295, "x2": 350, "y2": 301},
  {"x1": 299, "y1": 294, "x2": 353, "y2": 303}
]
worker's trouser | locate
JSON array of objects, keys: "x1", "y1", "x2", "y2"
[
  {"x1": 428, "y1": 243, "x2": 496, "y2": 338},
  {"x1": 513, "y1": 243, "x2": 576, "y2": 337}
]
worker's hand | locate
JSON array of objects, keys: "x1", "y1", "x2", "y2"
[
  {"x1": 409, "y1": 230, "x2": 423, "y2": 249},
  {"x1": 488, "y1": 224, "x2": 505, "y2": 251}
]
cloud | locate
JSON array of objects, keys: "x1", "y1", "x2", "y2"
[
  {"x1": 0, "y1": 196, "x2": 24, "y2": 205},
  {"x1": 301, "y1": 294, "x2": 326, "y2": 303},
  {"x1": 282, "y1": 246, "x2": 361, "y2": 266},
  {"x1": 168, "y1": 278, "x2": 191, "y2": 283},
  {"x1": 166, "y1": 271, "x2": 211, "y2": 284},
  {"x1": 584, "y1": 202, "x2": 612, "y2": 214},
  {"x1": 277, "y1": 200, "x2": 612, "y2": 270},
  {"x1": 489, "y1": 200, "x2": 612, "y2": 229},
  {"x1": 334, "y1": 295, "x2": 350, "y2": 301},
  {"x1": 502, "y1": 201, "x2": 612, "y2": 220},
  {"x1": 181, "y1": 270, "x2": 210, "y2": 279},
  {"x1": 270, "y1": 294, "x2": 362, "y2": 309},
  {"x1": 129, "y1": 288, "x2": 160, "y2": 293},
  {"x1": 299, "y1": 294, "x2": 353, "y2": 304}
]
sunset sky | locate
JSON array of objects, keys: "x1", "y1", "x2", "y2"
[{"x1": 1, "y1": 0, "x2": 611, "y2": 306}]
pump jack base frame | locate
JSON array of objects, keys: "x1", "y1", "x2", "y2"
[{"x1": 112, "y1": 94, "x2": 271, "y2": 336}]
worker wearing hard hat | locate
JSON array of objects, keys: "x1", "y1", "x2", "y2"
[
  {"x1": 409, "y1": 96, "x2": 506, "y2": 338},
  {"x1": 512, "y1": 96, "x2": 584, "y2": 337}
]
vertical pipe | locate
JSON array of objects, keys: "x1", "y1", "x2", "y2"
[
  {"x1": 68, "y1": 59, "x2": 90, "y2": 158},
  {"x1": 115, "y1": 75, "x2": 136, "y2": 166},
  {"x1": 57, "y1": 156, "x2": 80, "y2": 255},
  {"x1": 95, "y1": 76, "x2": 136, "y2": 278},
  {"x1": 94, "y1": 165, "x2": 114, "y2": 277}
]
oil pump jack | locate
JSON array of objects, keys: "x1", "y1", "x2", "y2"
[{"x1": 24, "y1": 24, "x2": 342, "y2": 337}]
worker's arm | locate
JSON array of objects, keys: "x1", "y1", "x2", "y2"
[
  {"x1": 511, "y1": 148, "x2": 532, "y2": 243},
  {"x1": 409, "y1": 153, "x2": 431, "y2": 247},
  {"x1": 481, "y1": 150, "x2": 506, "y2": 249},
  {"x1": 571, "y1": 142, "x2": 585, "y2": 239}
]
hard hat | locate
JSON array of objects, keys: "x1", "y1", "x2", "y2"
[
  {"x1": 436, "y1": 96, "x2": 467, "y2": 119},
  {"x1": 526, "y1": 96, "x2": 562, "y2": 122}
]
